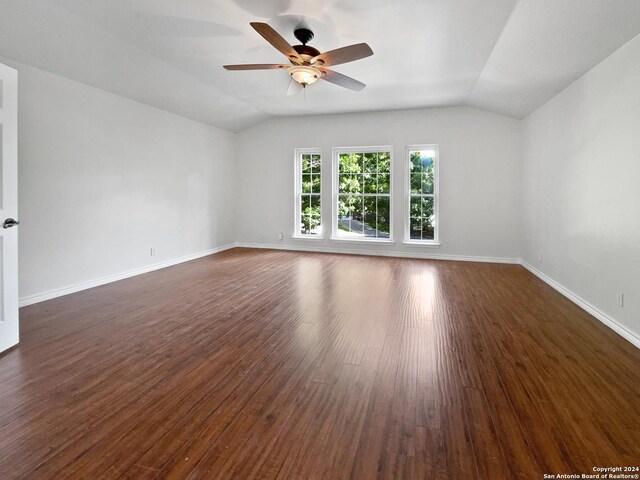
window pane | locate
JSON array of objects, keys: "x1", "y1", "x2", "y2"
[
  {"x1": 363, "y1": 152, "x2": 377, "y2": 173},
  {"x1": 421, "y1": 153, "x2": 434, "y2": 170},
  {"x1": 353, "y1": 174, "x2": 363, "y2": 193},
  {"x1": 377, "y1": 196, "x2": 390, "y2": 238},
  {"x1": 409, "y1": 195, "x2": 434, "y2": 238},
  {"x1": 301, "y1": 195, "x2": 321, "y2": 235},
  {"x1": 410, "y1": 215, "x2": 422, "y2": 240},
  {"x1": 352, "y1": 195, "x2": 364, "y2": 224},
  {"x1": 340, "y1": 153, "x2": 363, "y2": 174},
  {"x1": 410, "y1": 173, "x2": 422, "y2": 194},
  {"x1": 410, "y1": 196, "x2": 421, "y2": 218},
  {"x1": 302, "y1": 173, "x2": 312, "y2": 193},
  {"x1": 338, "y1": 153, "x2": 350, "y2": 172},
  {"x1": 310, "y1": 154, "x2": 321, "y2": 173},
  {"x1": 422, "y1": 166, "x2": 434, "y2": 194},
  {"x1": 378, "y1": 174, "x2": 390, "y2": 194},
  {"x1": 421, "y1": 197, "x2": 435, "y2": 240},
  {"x1": 412, "y1": 151, "x2": 435, "y2": 170},
  {"x1": 302, "y1": 155, "x2": 311, "y2": 173},
  {"x1": 410, "y1": 151, "x2": 422, "y2": 173},
  {"x1": 338, "y1": 195, "x2": 364, "y2": 237},
  {"x1": 338, "y1": 194, "x2": 358, "y2": 218},
  {"x1": 350, "y1": 153, "x2": 363, "y2": 173},
  {"x1": 310, "y1": 195, "x2": 322, "y2": 235},
  {"x1": 409, "y1": 194, "x2": 423, "y2": 240},
  {"x1": 364, "y1": 173, "x2": 377, "y2": 194},
  {"x1": 422, "y1": 154, "x2": 435, "y2": 194},
  {"x1": 338, "y1": 173, "x2": 350, "y2": 193},
  {"x1": 301, "y1": 214, "x2": 321, "y2": 235},
  {"x1": 339, "y1": 173, "x2": 362, "y2": 194},
  {"x1": 301, "y1": 194, "x2": 310, "y2": 211},
  {"x1": 378, "y1": 152, "x2": 391, "y2": 174},
  {"x1": 422, "y1": 224, "x2": 434, "y2": 240},
  {"x1": 311, "y1": 174, "x2": 321, "y2": 193},
  {"x1": 421, "y1": 197, "x2": 434, "y2": 220},
  {"x1": 363, "y1": 197, "x2": 376, "y2": 237}
]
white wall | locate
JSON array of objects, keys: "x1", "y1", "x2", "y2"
[
  {"x1": 235, "y1": 107, "x2": 522, "y2": 261},
  {"x1": 521, "y1": 34, "x2": 640, "y2": 340},
  {"x1": 7, "y1": 59, "x2": 236, "y2": 301}
]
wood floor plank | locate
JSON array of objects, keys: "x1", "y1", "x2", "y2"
[
  {"x1": 0, "y1": 248, "x2": 637, "y2": 479},
  {"x1": 462, "y1": 386, "x2": 511, "y2": 479},
  {"x1": 349, "y1": 333, "x2": 403, "y2": 479}
]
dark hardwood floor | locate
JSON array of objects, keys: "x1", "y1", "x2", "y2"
[{"x1": 1, "y1": 248, "x2": 639, "y2": 479}]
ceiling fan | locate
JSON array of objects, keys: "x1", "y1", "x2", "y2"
[{"x1": 223, "y1": 23, "x2": 373, "y2": 95}]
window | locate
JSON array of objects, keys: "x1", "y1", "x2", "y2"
[
  {"x1": 294, "y1": 149, "x2": 322, "y2": 237},
  {"x1": 332, "y1": 147, "x2": 392, "y2": 241},
  {"x1": 406, "y1": 145, "x2": 438, "y2": 243}
]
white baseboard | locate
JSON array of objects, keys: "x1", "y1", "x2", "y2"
[
  {"x1": 235, "y1": 242, "x2": 520, "y2": 264},
  {"x1": 520, "y1": 261, "x2": 640, "y2": 349},
  {"x1": 19, "y1": 243, "x2": 236, "y2": 307}
]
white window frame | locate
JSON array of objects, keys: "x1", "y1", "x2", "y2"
[
  {"x1": 331, "y1": 146, "x2": 394, "y2": 243},
  {"x1": 404, "y1": 144, "x2": 440, "y2": 245},
  {"x1": 293, "y1": 148, "x2": 323, "y2": 239}
]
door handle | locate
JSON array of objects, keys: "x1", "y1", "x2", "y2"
[{"x1": 2, "y1": 218, "x2": 19, "y2": 229}]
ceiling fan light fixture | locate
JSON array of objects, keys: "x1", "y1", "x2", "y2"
[{"x1": 288, "y1": 65, "x2": 322, "y2": 86}]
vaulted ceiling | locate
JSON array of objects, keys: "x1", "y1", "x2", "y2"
[{"x1": 1, "y1": 0, "x2": 640, "y2": 131}]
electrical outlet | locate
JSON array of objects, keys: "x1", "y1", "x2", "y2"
[
  {"x1": 150, "y1": 248, "x2": 157, "y2": 256},
  {"x1": 538, "y1": 253, "x2": 543, "y2": 263},
  {"x1": 278, "y1": 232, "x2": 283, "y2": 241},
  {"x1": 616, "y1": 292, "x2": 624, "y2": 307},
  {"x1": 445, "y1": 239, "x2": 450, "y2": 247}
]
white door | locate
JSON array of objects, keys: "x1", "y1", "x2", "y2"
[{"x1": 0, "y1": 62, "x2": 19, "y2": 353}]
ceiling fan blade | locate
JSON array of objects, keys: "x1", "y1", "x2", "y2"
[
  {"x1": 287, "y1": 78, "x2": 304, "y2": 96},
  {"x1": 224, "y1": 64, "x2": 289, "y2": 71},
  {"x1": 311, "y1": 43, "x2": 373, "y2": 67},
  {"x1": 320, "y1": 69, "x2": 366, "y2": 91},
  {"x1": 250, "y1": 22, "x2": 302, "y2": 64}
]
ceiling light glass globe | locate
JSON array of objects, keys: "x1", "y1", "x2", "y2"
[{"x1": 288, "y1": 66, "x2": 321, "y2": 86}]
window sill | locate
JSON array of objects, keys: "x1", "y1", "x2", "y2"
[
  {"x1": 292, "y1": 235, "x2": 324, "y2": 241},
  {"x1": 330, "y1": 237, "x2": 395, "y2": 245},
  {"x1": 402, "y1": 241, "x2": 441, "y2": 247}
]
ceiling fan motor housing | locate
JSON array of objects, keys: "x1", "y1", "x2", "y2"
[
  {"x1": 292, "y1": 28, "x2": 321, "y2": 64},
  {"x1": 292, "y1": 44, "x2": 321, "y2": 61}
]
